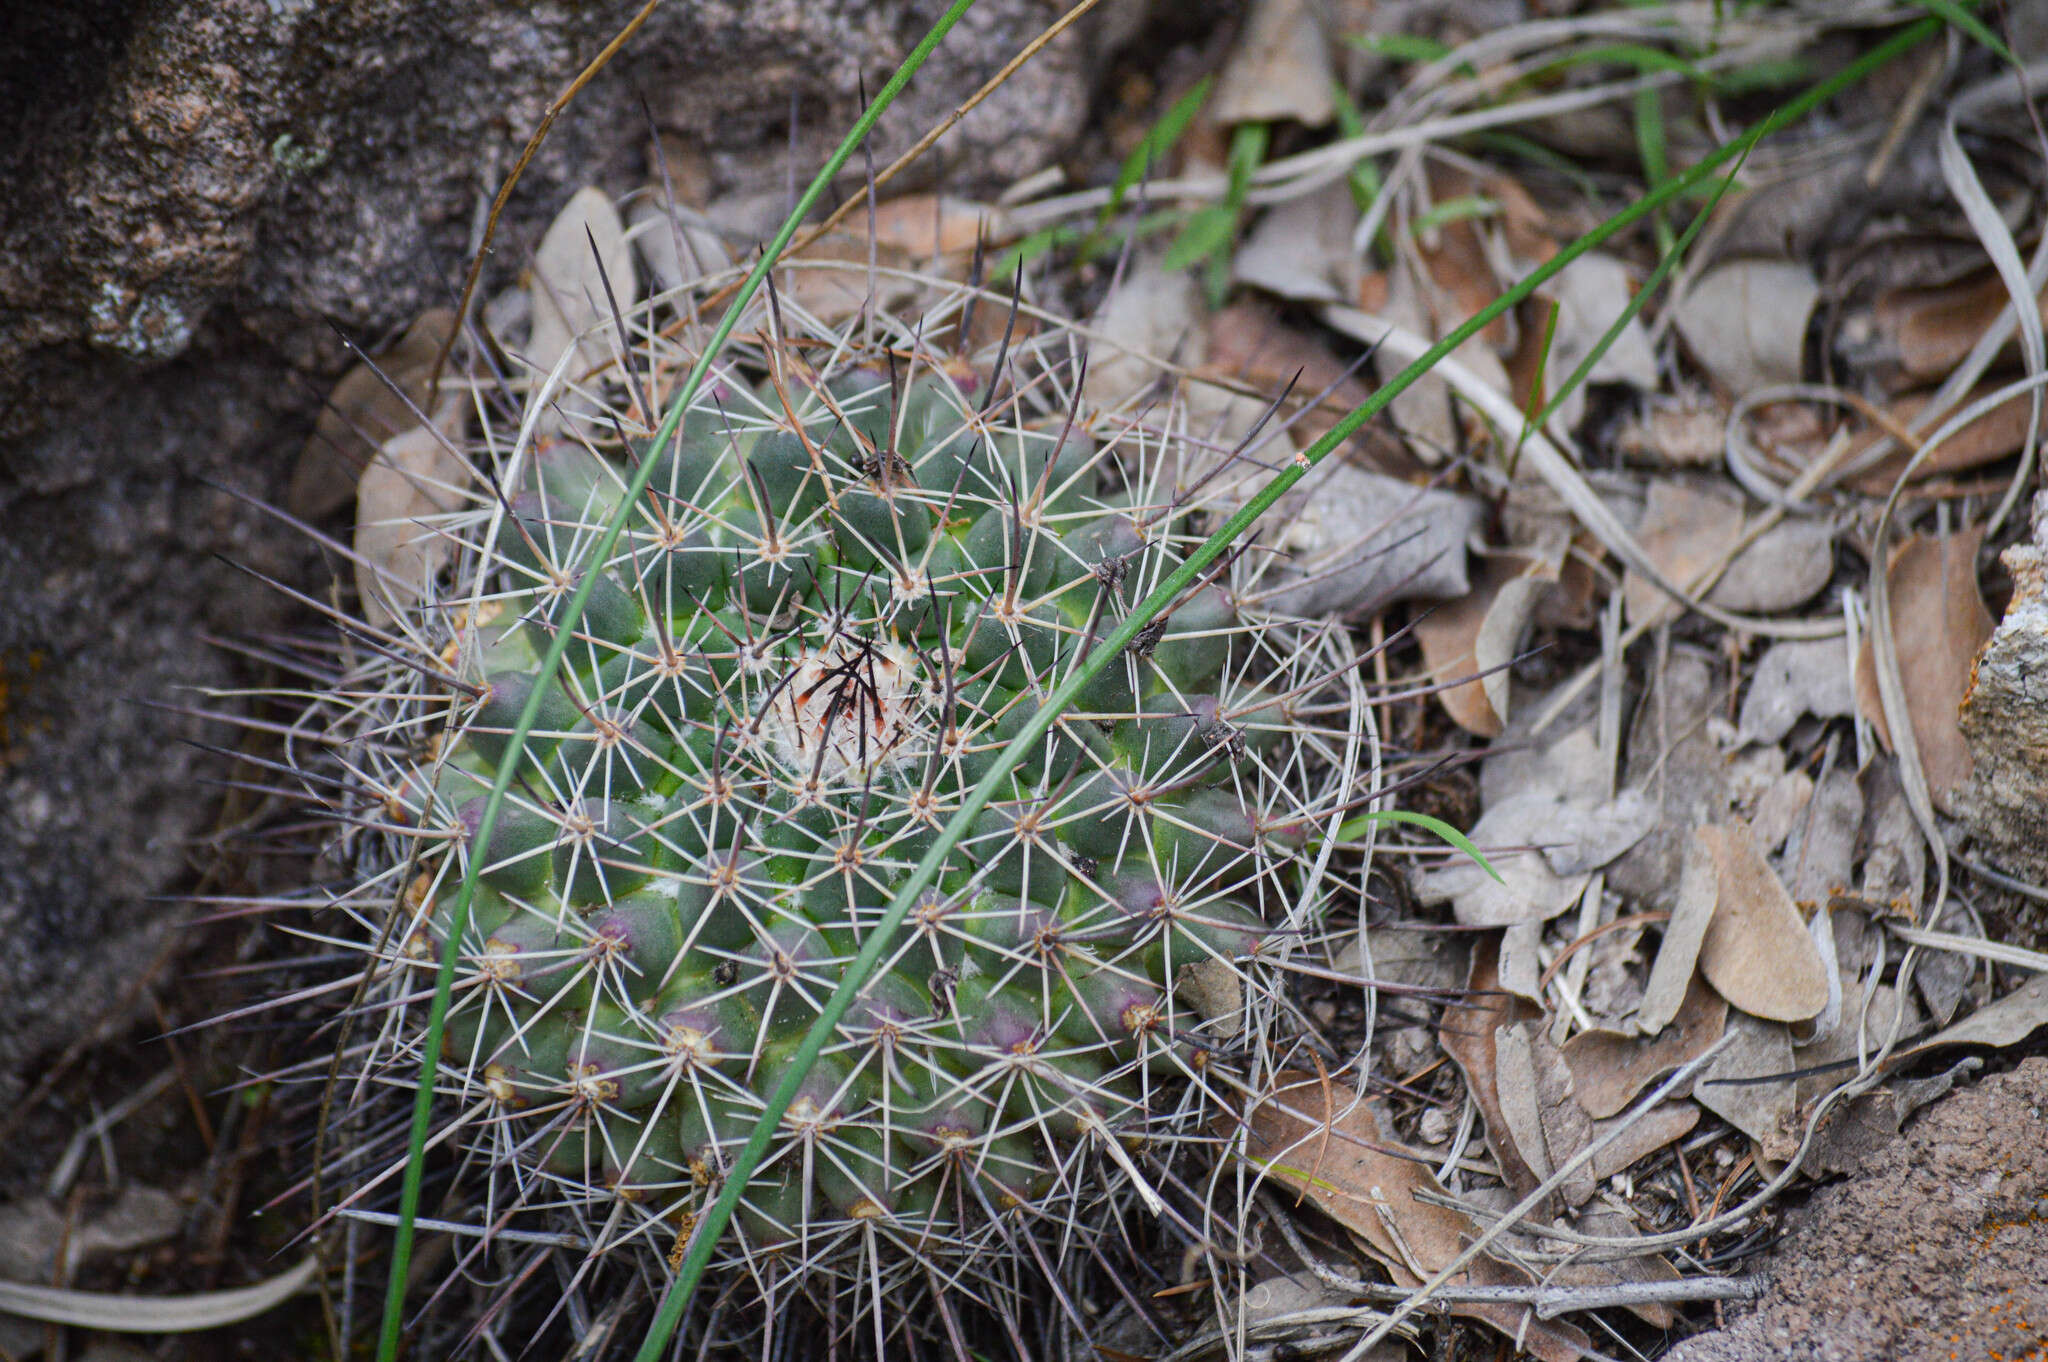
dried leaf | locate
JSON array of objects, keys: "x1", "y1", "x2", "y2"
[
  {"x1": 1847, "y1": 383, "x2": 2039, "y2": 491},
  {"x1": 1855, "y1": 529, "x2": 1996, "y2": 810},
  {"x1": 1670, "y1": 260, "x2": 1818, "y2": 395},
  {"x1": 1565, "y1": 975, "x2": 1729, "y2": 1119},
  {"x1": 1777, "y1": 768, "x2": 1861, "y2": 904},
  {"x1": 1204, "y1": 299, "x2": 1412, "y2": 474},
  {"x1": 1547, "y1": 1210, "x2": 1686, "y2": 1328},
  {"x1": 867, "y1": 194, "x2": 1012, "y2": 257},
  {"x1": 353, "y1": 398, "x2": 472, "y2": 630},
  {"x1": 1740, "y1": 638, "x2": 1857, "y2": 746},
  {"x1": 1694, "y1": 1010, "x2": 1800, "y2": 1162},
  {"x1": 1705, "y1": 520, "x2": 1835, "y2": 614},
  {"x1": 525, "y1": 186, "x2": 636, "y2": 405},
  {"x1": 1414, "y1": 554, "x2": 1549, "y2": 736},
  {"x1": 1637, "y1": 830, "x2": 1718, "y2": 1035},
  {"x1": 1247, "y1": 460, "x2": 1483, "y2": 617},
  {"x1": 627, "y1": 193, "x2": 730, "y2": 296},
  {"x1": 1236, "y1": 1073, "x2": 1587, "y2": 1362},
  {"x1": 1864, "y1": 267, "x2": 2048, "y2": 387},
  {"x1": 1211, "y1": 0, "x2": 1335, "y2": 127},
  {"x1": 1904, "y1": 972, "x2": 2048, "y2": 1057},
  {"x1": 1623, "y1": 479, "x2": 1746, "y2": 628},
  {"x1": 1519, "y1": 252, "x2": 1658, "y2": 431},
  {"x1": 772, "y1": 230, "x2": 921, "y2": 326},
  {"x1": 1589, "y1": 1100, "x2": 1700, "y2": 1181},
  {"x1": 1697, "y1": 820, "x2": 1830, "y2": 1023},
  {"x1": 1085, "y1": 263, "x2": 1206, "y2": 414},
  {"x1": 1413, "y1": 794, "x2": 1591, "y2": 928},
  {"x1": 1494, "y1": 1021, "x2": 1596, "y2": 1206},
  {"x1": 1441, "y1": 936, "x2": 1543, "y2": 1194},
  {"x1": 1234, "y1": 182, "x2": 1358, "y2": 304},
  {"x1": 290, "y1": 309, "x2": 457, "y2": 520}
]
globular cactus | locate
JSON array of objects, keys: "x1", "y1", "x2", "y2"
[{"x1": 325, "y1": 223, "x2": 1376, "y2": 1347}]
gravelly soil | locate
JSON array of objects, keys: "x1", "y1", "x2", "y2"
[{"x1": 1666, "y1": 1057, "x2": 2048, "y2": 1362}]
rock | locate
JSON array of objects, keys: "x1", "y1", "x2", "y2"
[
  {"x1": 0, "y1": 0, "x2": 1185, "y2": 1136},
  {"x1": 1958, "y1": 491, "x2": 2048, "y2": 881}
]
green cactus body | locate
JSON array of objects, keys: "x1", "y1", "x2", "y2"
[{"x1": 338, "y1": 258, "x2": 1373, "y2": 1339}]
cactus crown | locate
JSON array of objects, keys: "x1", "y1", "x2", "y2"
[{"x1": 323, "y1": 226, "x2": 1376, "y2": 1350}]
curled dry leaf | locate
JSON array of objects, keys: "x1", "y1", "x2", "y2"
[
  {"x1": 1565, "y1": 974, "x2": 1729, "y2": 1119},
  {"x1": 1854, "y1": 528, "x2": 1996, "y2": 812},
  {"x1": 290, "y1": 308, "x2": 458, "y2": 521},
  {"x1": 1697, "y1": 820, "x2": 1830, "y2": 1023},
  {"x1": 1903, "y1": 971, "x2": 2048, "y2": 1058},
  {"x1": 1859, "y1": 267, "x2": 2048, "y2": 389},
  {"x1": 1413, "y1": 552, "x2": 1551, "y2": 737},
  {"x1": 1847, "y1": 383, "x2": 2040, "y2": 491},
  {"x1": 353, "y1": 397, "x2": 472, "y2": 631},
  {"x1": 1210, "y1": 0, "x2": 1335, "y2": 127},
  {"x1": 1670, "y1": 259, "x2": 1819, "y2": 396},
  {"x1": 1235, "y1": 1072, "x2": 1589, "y2": 1362}
]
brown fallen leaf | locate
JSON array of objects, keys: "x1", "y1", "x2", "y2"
[
  {"x1": 1564, "y1": 975, "x2": 1729, "y2": 1119},
  {"x1": 1866, "y1": 267, "x2": 2048, "y2": 388},
  {"x1": 290, "y1": 309, "x2": 457, "y2": 521},
  {"x1": 1847, "y1": 384, "x2": 2039, "y2": 492},
  {"x1": 1204, "y1": 299, "x2": 1413, "y2": 475},
  {"x1": 772, "y1": 230, "x2": 922, "y2": 326},
  {"x1": 1439, "y1": 935, "x2": 1543, "y2": 1196},
  {"x1": 866, "y1": 194, "x2": 1012, "y2": 257},
  {"x1": 1548, "y1": 1209, "x2": 1686, "y2": 1329},
  {"x1": 1235, "y1": 1073, "x2": 1588, "y2": 1362},
  {"x1": 1694, "y1": 1010, "x2": 1800, "y2": 1162},
  {"x1": 1493, "y1": 1021, "x2": 1595, "y2": 1206},
  {"x1": 1697, "y1": 820, "x2": 1830, "y2": 1023},
  {"x1": 1622, "y1": 478, "x2": 1746, "y2": 628},
  {"x1": 1854, "y1": 528, "x2": 1996, "y2": 811},
  {"x1": 1902, "y1": 971, "x2": 2048, "y2": 1057},
  {"x1": 1413, "y1": 552, "x2": 1552, "y2": 737},
  {"x1": 1589, "y1": 1100, "x2": 1700, "y2": 1181}
]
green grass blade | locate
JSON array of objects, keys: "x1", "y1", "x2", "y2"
[{"x1": 1330, "y1": 809, "x2": 1504, "y2": 883}]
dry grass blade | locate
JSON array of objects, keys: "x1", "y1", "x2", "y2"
[{"x1": 0, "y1": 1257, "x2": 317, "y2": 1332}]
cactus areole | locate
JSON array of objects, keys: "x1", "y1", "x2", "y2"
[{"x1": 336, "y1": 256, "x2": 1374, "y2": 1342}]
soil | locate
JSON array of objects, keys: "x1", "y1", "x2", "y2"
[{"x1": 1667, "y1": 1058, "x2": 2048, "y2": 1362}]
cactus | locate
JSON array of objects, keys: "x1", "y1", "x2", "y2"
[{"x1": 318, "y1": 220, "x2": 1377, "y2": 1349}]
